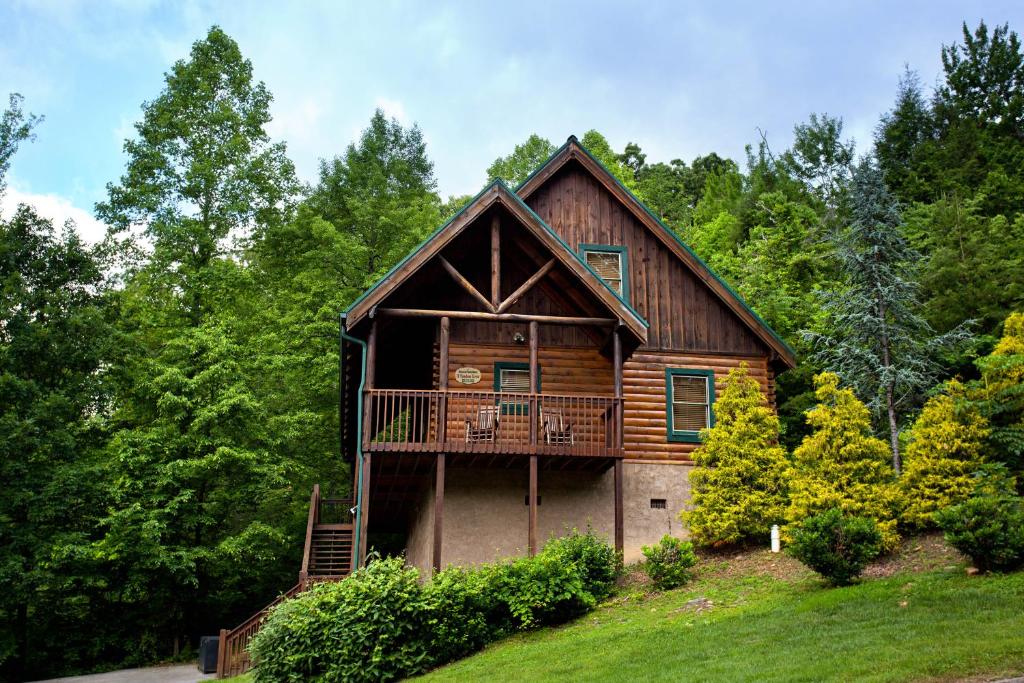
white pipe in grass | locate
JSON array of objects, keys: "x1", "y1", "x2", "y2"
[{"x1": 771, "y1": 524, "x2": 781, "y2": 553}]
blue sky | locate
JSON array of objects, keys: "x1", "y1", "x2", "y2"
[{"x1": 2, "y1": 1, "x2": 1022, "y2": 242}]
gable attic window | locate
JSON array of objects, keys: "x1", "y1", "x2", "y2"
[
  {"x1": 665, "y1": 368, "x2": 715, "y2": 443},
  {"x1": 494, "y1": 362, "x2": 541, "y2": 415},
  {"x1": 579, "y1": 244, "x2": 629, "y2": 302}
]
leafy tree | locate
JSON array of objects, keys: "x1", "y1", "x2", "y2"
[
  {"x1": 92, "y1": 26, "x2": 311, "y2": 658},
  {"x1": 308, "y1": 110, "x2": 440, "y2": 291},
  {"x1": 972, "y1": 312, "x2": 1024, "y2": 482},
  {"x1": 580, "y1": 130, "x2": 640, "y2": 193},
  {"x1": 0, "y1": 207, "x2": 113, "y2": 679},
  {"x1": 806, "y1": 157, "x2": 970, "y2": 472},
  {"x1": 0, "y1": 93, "x2": 42, "y2": 195},
  {"x1": 782, "y1": 113, "x2": 854, "y2": 219},
  {"x1": 786, "y1": 373, "x2": 903, "y2": 551},
  {"x1": 684, "y1": 366, "x2": 789, "y2": 546},
  {"x1": 486, "y1": 133, "x2": 556, "y2": 186},
  {"x1": 900, "y1": 380, "x2": 989, "y2": 529}
]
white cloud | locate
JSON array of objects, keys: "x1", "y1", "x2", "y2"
[
  {"x1": 374, "y1": 97, "x2": 410, "y2": 126},
  {"x1": 1, "y1": 185, "x2": 108, "y2": 244}
]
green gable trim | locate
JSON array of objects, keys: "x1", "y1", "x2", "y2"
[
  {"x1": 567, "y1": 140, "x2": 796, "y2": 362},
  {"x1": 494, "y1": 361, "x2": 541, "y2": 415},
  {"x1": 665, "y1": 368, "x2": 716, "y2": 444},
  {"x1": 344, "y1": 176, "x2": 649, "y2": 333},
  {"x1": 344, "y1": 179, "x2": 499, "y2": 316},
  {"x1": 578, "y1": 244, "x2": 630, "y2": 305}
]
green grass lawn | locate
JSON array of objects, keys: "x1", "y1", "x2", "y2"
[{"x1": 422, "y1": 557, "x2": 1024, "y2": 682}]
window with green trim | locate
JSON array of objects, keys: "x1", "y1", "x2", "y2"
[
  {"x1": 494, "y1": 362, "x2": 541, "y2": 415},
  {"x1": 665, "y1": 368, "x2": 715, "y2": 443},
  {"x1": 579, "y1": 244, "x2": 629, "y2": 303}
]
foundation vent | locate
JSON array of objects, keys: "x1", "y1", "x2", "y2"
[{"x1": 650, "y1": 498, "x2": 667, "y2": 509}]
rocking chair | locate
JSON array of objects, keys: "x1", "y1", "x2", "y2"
[
  {"x1": 540, "y1": 407, "x2": 574, "y2": 446},
  {"x1": 465, "y1": 405, "x2": 500, "y2": 443}
]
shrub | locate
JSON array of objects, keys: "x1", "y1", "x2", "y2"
[
  {"x1": 934, "y1": 468, "x2": 1024, "y2": 572},
  {"x1": 250, "y1": 557, "x2": 433, "y2": 683},
  {"x1": 785, "y1": 373, "x2": 903, "y2": 551},
  {"x1": 972, "y1": 311, "x2": 1024, "y2": 481},
  {"x1": 685, "y1": 365, "x2": 790, "y2": 546},
  {"x1": 540, "y1": 527, "x2": 619, "y2": 601},
  {"x1": 900, "y1": 380, "x2": 989, "y2": 529},
  {"x1": 422, "y1": 566, "x2": 494, "y2": 665},
  {"x1": 641, "y1": 535, "x2": 698, "y2": 590},
  {"x1": 786, "y1": 508, "x2": 883, "y2": 586},
  {"x1": 489, "y1": 552, "x2": 593, "y2": 629}
]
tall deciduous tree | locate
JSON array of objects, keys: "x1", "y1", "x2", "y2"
[
  {"x1": 308, "y1": 110, "x2": 440, "y2": 291},
  {"x1": 806, "y1": 157, "x2": 970, "y2": 473},
  {"x1": 0, "y1": 207, "x2": 113, "y2": 680},
  {"x1": 486, "y1": 133, "x2": 556, "y2": 186},
  {"x1": 92, "y1": 26, "x2": 309, "y2": 657},
  {"x1": 0, "y1": 93, "x2": 41, "y2": 196}
]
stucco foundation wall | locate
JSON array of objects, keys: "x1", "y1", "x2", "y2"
[
  {"x1": 405, "y1": 483, "x2": 434, "y2": 575},
  {"x1": 402, "y1": 461, "x2": 692, "y2": 569}
]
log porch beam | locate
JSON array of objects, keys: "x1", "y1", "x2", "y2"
[
  {"x1": 496, "y1": 258, "x2": 556, "y2": 314},
  {"x1": 438, "y1": 256, "x2": 496, "y2": 313},
  {"x1": 433, "y1": 453, "x2": 445, "y2": 572},
  {"x1": 491, "y1": 215, "x2": 500, "y2": 308},
  {"x1": 375, "y1": 307, "x2": 617, "y2": 327}
]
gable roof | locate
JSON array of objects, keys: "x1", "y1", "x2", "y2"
[
  {"x1": 516, "y1": 137, "x2": 797, "y2": 369},
  {"x1": 344, "y1": 178, "x2": 650, "y2": 343}
]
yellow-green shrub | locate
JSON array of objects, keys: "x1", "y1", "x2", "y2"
[
  {"x1": 785, "y1": 373, "x2": 903, "y2": 551},
  {"x1": 900, "y1": 380, "x2": 989, "y2": 529},
  {"x1": 684, "y1": 365, "x2": 790, "y2": 546}
]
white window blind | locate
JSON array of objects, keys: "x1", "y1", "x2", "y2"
[
  {"x1": 671, "y1": 375, "x2": 710, "y2": 432},
  {"x1": 500, "y1": 368, "x2": 531, "y2": 393},
  {"x1": 585, "y1": 250, "x2": 623, "y2": 296}
]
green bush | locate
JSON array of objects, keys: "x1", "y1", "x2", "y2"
[
  {"x1": 641, "y1": 535, "x2": 698, "y2": 590},
  {"x1": 786, "y1": 508, "x2": 883, "y2": 586},
  {"x1": 249, "y1": 531, "x2": 621, "y2": 680},
  {"x1": 540, "y1": 527, "x2": 619, "y2": 601},
  {"x1": 934, "y1": 470, "x2": 1024, "y2": 572},
  {"x1": 249, "y1": 557, "x2": 433, "y2": 682}
]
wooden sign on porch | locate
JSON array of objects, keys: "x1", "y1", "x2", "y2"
[{"x1": 455, "y1": 367, "x2": 482, "y2": 384}]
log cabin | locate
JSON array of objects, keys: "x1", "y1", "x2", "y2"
[{"x1": 216, "y1": 136, "x2": 796, "y2": 677}]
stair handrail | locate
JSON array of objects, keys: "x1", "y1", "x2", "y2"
[{"x1": 299, "y1": 484, "x2": 320, "y2": 583}]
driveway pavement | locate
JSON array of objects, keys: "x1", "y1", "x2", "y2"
[{"x1": 33, "y1": 664, "x2": 214, "y2": 683}]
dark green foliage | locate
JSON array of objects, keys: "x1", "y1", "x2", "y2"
[
  {"x1": 935, "y1": 468, "x2": 1024, "y2": 573},
  {"x1": 250, "y1": 532, "x2": 620, "y2": 681},
  {"x1": 250, "y1": 558, "x2": 434, "y2": 683},
  {"x1": 641, "y1": 535, "x2": 698, "y2": 590},
  {"x1": 787, "y1": 509, "x2": 883, "y2": 586}
]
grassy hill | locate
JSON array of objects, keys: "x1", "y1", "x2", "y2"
[{"x1": 421, "y1": 536, "x2": 1024, "y2": 682}]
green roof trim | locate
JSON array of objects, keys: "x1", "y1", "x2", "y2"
[
  {"x1": 344, "y1": 175, "x2": 649, "y2": 331},
  {"x1": 562, "y1": 138, "x2": 796, "y2": 361}
]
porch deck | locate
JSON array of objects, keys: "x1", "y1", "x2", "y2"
[{"x1": 364, "y1": 388, "x2": 623, "y2": 458}]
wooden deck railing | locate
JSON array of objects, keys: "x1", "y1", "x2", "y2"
[{"x1": 364, "y1": 389, "x2": 622, "y2": 457}]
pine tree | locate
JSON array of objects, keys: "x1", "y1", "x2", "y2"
[
  {"x1": 805, "y1": 156, "x2": 970, "y2": 473},
  {"x1": 786, "y1": 373, "x2": 903, "y2": 551},
  {"x1": 684, "y1": 366, "x2": 790, "y2": 546},
  {"x1": 875, "y1": 68, "x2": 934, "y2": 203},
  {"x1": 900, "y1": 380, "x2": 989, "y2": 528}
]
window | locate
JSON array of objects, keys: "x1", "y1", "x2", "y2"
[
  {"x1": 494, "y1": 362, "x2": 540, "y2": 414},
  {"x1": 579, "y1": 244, "x2": 629, "y2": 302},
  {"x1": 650, "y1": 498, "x2": 667, "y2": 509},
  {"x1": 665, "y1": 368, "x2": 715, "y2": 443}
]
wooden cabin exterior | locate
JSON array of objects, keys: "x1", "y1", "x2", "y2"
[{"x1": 339, "y1": 136, "x2": 795, "y2": 574}]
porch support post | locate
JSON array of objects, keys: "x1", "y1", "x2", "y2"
[
  {"x1": 491, "y1": 215, "x2": 500, "y2": 308},
  {"x1": 613, "y1": 326, "x2": 623, "y2": 450},
  {"x1": 359, "y1": 453, "x2": 372, "y2": 563},
  {"x1": 361, "y1": 320, "x2": 377, "y2": 445},
  {"x1": 529, "y1": 320, "x2": 539, "y2": 446},
  {"x1": 433, "y1": 453, "x2": 445, "y2": 572},
  {"x1": 528, "y1": 455, "x2": 538, "y2": 556},
  {"x1": 439, "y1": 316, "x2": 450, "y2": 442},
  {"x1": 614, "y1": 458, "x2": 624, "y2": 558}
]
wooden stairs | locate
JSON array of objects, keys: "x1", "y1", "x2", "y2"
[{"x1": 215, "y1": 485, "x2": 354, "y2": 679}]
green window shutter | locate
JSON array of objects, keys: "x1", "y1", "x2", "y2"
[
  {"x1": 665, "y1": 368, "x2": 715, "y2": 443},
  {"x1": 579, "y1": 244, "x2": 629, "y2": 303}
]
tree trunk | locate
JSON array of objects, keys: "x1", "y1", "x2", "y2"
[{"x1": 886, "y1": 382, "x2": 901, "y2": 475}]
